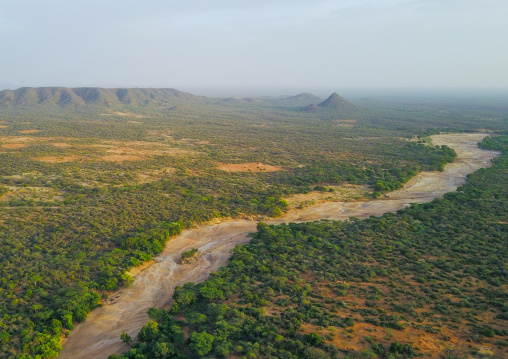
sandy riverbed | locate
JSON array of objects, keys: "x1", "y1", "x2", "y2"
[{"x1": 59, "y1": 133, "x2": 499, "y2": 359}]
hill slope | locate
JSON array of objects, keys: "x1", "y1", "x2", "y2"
[
  {"x1": 302, "y1": 92, "x2": 356, "y2": 115},
  {"x1": 318, "y1": 92, "x2": 354, "y2": 111},
  {"x1": 0, "y1": 87, "x2": 200, "y2": 108},
  {"x1": 273, "y1": 93, "x2": 323, "y2": 107}
]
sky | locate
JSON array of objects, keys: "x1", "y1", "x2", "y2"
[{"x1": 0, "y1": 0, "x2": 507, "y2": 92}]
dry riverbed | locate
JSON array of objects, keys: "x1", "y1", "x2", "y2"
[{"x1": 59, "y1": 133, "x2": 499, "y2": 359}]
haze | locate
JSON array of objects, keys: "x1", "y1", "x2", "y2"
[{"x1": 1, "y1": 0, "x2": 507, "y2": 91}]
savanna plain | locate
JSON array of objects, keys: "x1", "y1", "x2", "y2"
[{"x1": 0, "y1": 87, "x2": 506, "y2": 359}]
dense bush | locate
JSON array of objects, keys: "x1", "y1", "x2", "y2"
[{"x1": 114, "y1": 136, "x2": 507, "y2": 358}]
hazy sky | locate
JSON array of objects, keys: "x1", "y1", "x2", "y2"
[{"x1": 0, "y1": 0, "x2": 507, "y2": 90}]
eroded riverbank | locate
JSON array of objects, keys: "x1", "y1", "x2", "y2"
[{"x1": 59, "y1": 133, "x2": 499, "y2": 359}]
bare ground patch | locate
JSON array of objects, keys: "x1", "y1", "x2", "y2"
[
  {"x1": 35, "y1": 155, "x2": 81, "y2": 163},
  {"x1": 106, "y1": 147, "x2": 157, "y2": 156},
  {"x1": 136, "y1": 167, "x2": 177, "y2": 183},
  {"x1": 146, "y1": 130, "x2": 174, "y2": 141},
  {"x1": 101, "y1": 154, "x2": 145, "y2": 162},
  {"x1": 51, "y1": 142, "x2": 73, "y2": 148},
  {"x1": 0, "y1": 186, "x2": 62, "y2": 202},
  {"x1": 217, "y1": 162, "x2": 283, "y2": 172},
  {"x1": 1, "y1": 143, "x2": 28, "y2": 149},
  {"x1": 0, "y1": 136, "x2": 82, "y2": 151},
  {"x1": 334, "y1": 119, "x2": 356, "y2": 127},
  {"x1": 100, "y1": 112, "x2": 148, "y2": 119},
  {"x1": 1, "y1": 135, "x2": 75, "y2": 143},
  {"x1": 321, "y1": 322, "x2": 455, "y2": 357},
  {"x1": 284, "y1": 184, "x2": 369, "y2": 209},
  {"x1": 19, "y1": 129, "x2": 42, "y2": 134},
  {"x1": 177, "y1": 138, "x2": 212, "y2": 146},
  {"x1": 1, "y1": 136, "x2": 37, "y2": 143},
  {"x1": 126, "y1": 260, "x2": 155, "y2": 278},
  {"x1": 0, "y1": 137, "x2": 197, "y2": 165},
  {"x1": 82, "y1": 140, "x2": 197, "y2": 157},
  {"x1": 104, "y1": 147, "x2": 193, "y2": 157},
  {"x1": 0, "y1": 125, "x2": 8, "y2": 128}
]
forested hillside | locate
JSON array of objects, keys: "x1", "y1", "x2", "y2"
[
  {"x1": 0, "y1": 87, "x2": 201, "y2": 108},
  {"x1": 113, "y1": 136, "x2": 507, "y2": 359}
]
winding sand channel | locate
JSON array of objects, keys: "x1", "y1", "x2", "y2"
[{"x1": 60, "y1": 133, "x2": 499, "y2": 359}]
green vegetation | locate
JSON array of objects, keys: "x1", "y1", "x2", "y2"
[
  {"x1": 0, "y1": 88, "x2": 506, "y2": 358},
  {"x1": 181, "y1": 249, "x2": 199, "y2": 264},
  {"x1": 114, "y1": 136, "x2": 507, "y2": 358},
  {"x1": 182, "y1": 249, "x2": 199, "y2": 260}
]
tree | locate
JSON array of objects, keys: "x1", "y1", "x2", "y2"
[
  {"x1": 138, "y1": 321, "x2": 159, "y2": 342},
  {"x1": 190, "y1": 331, "x2": 214, "y2": 356},
  {"x1": 199, "y1": 283, "x2": 224, "y2": 301},
  {"x1": 120, "y1": 331, "x2": 132, "y2": 345}
]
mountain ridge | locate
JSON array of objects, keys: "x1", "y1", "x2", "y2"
[{"x1": 0, "y1": 87, "x2": 200, "y2": 108}]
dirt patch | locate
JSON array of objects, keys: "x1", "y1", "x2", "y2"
[
  {"x1": 108, "y1": 147, "x2": 194, "y2": 157},
  {"x1": 36, "y1": 155, "x2": 81, "y2": 163},
  {"x1": 147, "y1": 130, "x2": 173, "y2": 138},
  {"x1": 217, "y1": 162, "x2": 283, "y2": 172},
  {"x1": 100, "y1": 112, "x2": 147, "y2": 119},
  {"x1": 105, "y1": 147, "x2": 158, "y2": 156},
  {"x1": 2, "y1": 136, "x2": 49, "y2": 142},
  {"x1": 0, "y1": 125, "x2": 8, "y2": 128},
  {"x1": 101, "y1": 155, "x2": 145, "y2": 162},
  {"x1": 126, "y1": 260, "x2": 155, "y2": 278},
  {"x1": 177, "y1": 138, "x2": 212, "y2": 146},
  {"x1": 1, "y1": 136, "x2": 37, "y2": 144},
  {"x1": 334, "y1": 119, "x2": 356, "y2": 127},
  {"x1": 19, "y1": 129, "x2": 42, "y2": 134},
  {"x1": 136, "y1": 167, "x2": 177, "y2": 184},
  {"x1": 1, "y1": 143, "x2": 28, "y2": 149},
  {"x1": 0, "y1": 185, "x2": 62, "y2": 203},
  {"x1": 82, "y1": 140, "x2": 197, "y2": 157},
  {"x1": 323, "y1": 321, "x2": 455, "y2": 356},
  {"x1": 51, "y1": 142, "x2": 73, "y2": 148},
  {"x1": 0, "y1": 136, "x2": 79, "y2": 150},
  {"x1": 127, "y1": 121, "x2": 142, "y2": 124},
  {"x1": 285, "y1": 184, "x2": 368, "y2": 209}
]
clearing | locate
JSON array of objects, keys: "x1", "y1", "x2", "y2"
[
  {"x1": 101, "y1": 154, "x2": 145, "y2": 162},
  {"x1": 100, "y1": 111, "x2": 148, "y2": 119},
  {"x1": 284, "y1": 184, "x2": 369, "y2": 210},
  {"x1": 1, "y1": 143, "x2": 28, "y2": 149},
  {"x1": 51, "y1": 142, "x2": 73, "y2": 148},
  {"x1": 216, "y1": 162, "x2": 282, "y2": 172},
  {"x1": 19, "y1": 129, "x2": 42, "y2": 134},
  {"x1": 35, "y1": 155, "x2": 81, "y2": 163}
]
